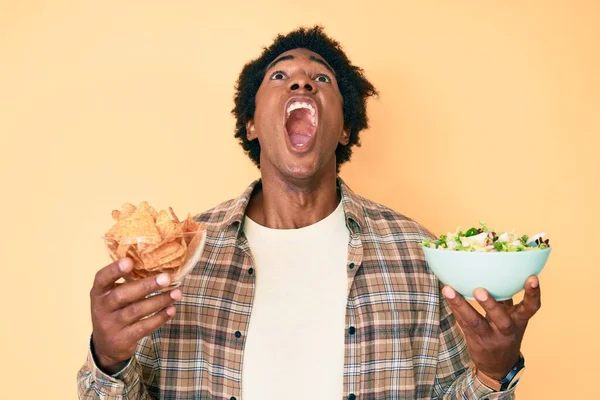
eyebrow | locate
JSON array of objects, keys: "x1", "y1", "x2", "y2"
[{"x1": 266, "y1": 54, "x2": 335, "y2": 75}]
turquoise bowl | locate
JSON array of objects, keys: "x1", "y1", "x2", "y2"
[{"x1": 422, "y1": 246, "x2": 551, "y2": 301}]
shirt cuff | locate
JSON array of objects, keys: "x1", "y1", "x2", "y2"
[
  {"x1": 86, "y1": 335, "x2": 137, "y2": 394},
  {"x1": 471, "y1": 372, "x2": 517, "y2": 399}
]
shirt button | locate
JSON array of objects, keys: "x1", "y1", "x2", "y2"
[
  {"x1": 235, "y1": 331, "x2": 242, "y2": 338},
  {"x1": 348, "y1": 326, "x2": 356, "y2": 335},
  {"x1": 348, "y1": 394, "x2": 356, "y2": 400},
  {"x1": 248, "y1": 268, "x2": 254, "y2": 275},
  {"x1": 348, "y1": 262, "x2": 355, "y2": 269}
]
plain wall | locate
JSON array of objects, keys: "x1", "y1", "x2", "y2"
[{"x1": 1, "y1": 0, "x2": 598, "y2": 398}]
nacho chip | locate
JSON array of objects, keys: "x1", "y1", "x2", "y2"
[
  {"x1": 137, "y1": 201, "x2": 158, "y2": 221},
  {"x1": 168, "y1": 206, "x2": 180, "y2": 223},
  {"x1": 116, "y1": 243, "x2": 130, "y2": 259},
  {"x1": 180, "y1": 233, "x2": 188, "y2": 254},
  {"x1": 155, "y1": 211, "x2": 176, "y2": 238},
  {"x1": 158, "y1": 224, "x2": 184, "y2": 248},
  {"x1": 112, "y1": 203, "x2": 136, "y2": 221},
  {"x1": 182, "y1": 213, "x2": 201, "y2": 233},
  {"x1": 139, "y1": 241, "x2": 186, "y2": 270},
  {"x1": 105, "y1": 238, "x2": 119, "y2": 261},
  {"x1": 117, "y1": 207, "x2": 161, "y2": 245},
  {"x1": 153, "y1": 255, "x2": 185, "y2": 271},
  {"x1": 126, "y1": 247, "x2": 143, "y2": 266},
  {"x1": 180, "y1": 215, "x2": 203, "y2": 243}
]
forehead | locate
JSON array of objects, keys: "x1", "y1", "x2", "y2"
[
  {"x1": 276, "y1": 48, "x2": 324, "y2": 60},
  {"x1": 267, "y1": 48, "x2": 335, "y2": 74}
]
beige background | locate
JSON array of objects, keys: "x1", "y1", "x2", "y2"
[{"x1": 1, "y1": 0, "x2": 598, "y2": 398}]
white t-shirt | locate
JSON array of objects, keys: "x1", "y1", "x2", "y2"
[{"x1": 241, "y1": 201, "x2": 349, "y2": 399}]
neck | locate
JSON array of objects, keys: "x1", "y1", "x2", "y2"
[{"x1": 247, "y1": 169, "x2": 340, "y2": 230}]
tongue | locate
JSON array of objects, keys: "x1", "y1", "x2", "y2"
[
  {"x1": 289, "y1": 132, "x2": 312, "y2": 146},
  {"x1": 286, "y1": 108, "x2": 315, "y2": 146}
]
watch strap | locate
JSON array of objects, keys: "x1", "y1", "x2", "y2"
[{"x1": 473, "y1": 354, "x2": 525, "y2": 392}]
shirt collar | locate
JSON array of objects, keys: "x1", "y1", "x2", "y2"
[
  {"x1": 219, "y1": 177, "x2": 366, "y2": 236},
  {"x1": 338, "y1": 177, "x2": 366, "y2": 235}
]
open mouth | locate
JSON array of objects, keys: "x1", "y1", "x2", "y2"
[{"x1": 284, "y1": 97, "x2": 318, "y2": 148}]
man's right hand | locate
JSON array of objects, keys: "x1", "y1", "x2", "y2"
[{"x1": 90, "y1": 258, "x2": 181, "y2": 375}]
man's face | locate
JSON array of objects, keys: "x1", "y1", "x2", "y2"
[{"x1": 246, "y1": 48, "x2": 348, "y2": 181}]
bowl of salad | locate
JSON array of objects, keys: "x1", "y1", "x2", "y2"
[{"x1": 422, "y1": 222, "x2": 551, "y2": 300}]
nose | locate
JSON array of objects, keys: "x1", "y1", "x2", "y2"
[{"x1": 288, "y1": 75, "x2": 315, "y2": 93}]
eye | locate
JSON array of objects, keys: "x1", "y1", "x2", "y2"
[
  {"x1": 270, "y1": 71, "x2": 287, "y2": 80},
  {"x1": 314, "y1": 74, "x2": 331, "y2": 83}
]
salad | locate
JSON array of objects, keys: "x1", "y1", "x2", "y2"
[{"x1": 422, "y1": 222, "x2": 550, "y2": 252}]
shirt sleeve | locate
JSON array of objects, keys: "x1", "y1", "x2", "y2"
[
  {"x1": 432, "y1": 282, "x2": 518, "y2": 400},
  {"x1": 76, "y1": 335, "x2": 160, "y2": 399}
]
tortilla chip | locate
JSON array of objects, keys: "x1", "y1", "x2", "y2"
[
  {"x1": 152, "y1": 255, "x2": 185, "y2": 271},
  {"x1": 111, "y1": 203, "x2": 136, "y2": 221},
  {"x1": 126, "y1": 247, "x2": 143, "y2": 267},
  {"x1": 104, "y1": 238, "x2": 119, "y2": 261},
  {"x1": 155, "y1": 211, "x2": 175, "y2": 238},
  {"x1": 168, "y1": 206, "x2": 180, "y2": 223},
  {"x1": 137, "y1": 201, "x2": 158, "y2": 221},
  {"x1": 154, "y1": 211, "x2": 183, "y2": 242},
  {"x1": 117, "y1": 207, "x2": 161, "y2": 245},
  {"x1": 139, "y1": 241, "x2": 186, "y2": 270},
  {"x1": 116, "y1": 243, "x2": 130, "y2": 259},
  {"x1": 182, "y1": 214, "x2": 200, "y2": 232}
]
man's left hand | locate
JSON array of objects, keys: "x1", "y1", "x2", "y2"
[{"x1": 442, "y1": 275, "x2": 541, "y2": 380}]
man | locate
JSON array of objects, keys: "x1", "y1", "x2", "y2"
[{"x1": 78, "y1": 26, "x2": 540, "y2": 399}]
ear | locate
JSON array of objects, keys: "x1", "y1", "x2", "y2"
[
  {"x1": 339, "y1": 128, "x2": 350, "y2": 146},
  {"x1": 246, "y1": 120, "x2": 258, "y2": 141}
]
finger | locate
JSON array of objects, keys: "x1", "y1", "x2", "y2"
[
  {"x1": 473, "y1": 288, "x2": 515, "y2": 336},
  {"x1": 104, "y1": 273, "x2": 173, "y2": 311},
  {"x1": 122, "y1": 305, "x2": 176, "y2": 343},
  {"x1": 118, "y1": 289, "x2": 182, "y2": 326},
  {"x1": 513, "y1": 276, "x2": 541, "y2": 322},
  {"x1": 443, "y1": 286, "x2": 493, "y2": 337},
  {"x1": 441, "y1": 287, "x2": 471, "y2": 331},
  {"x1": 91, "y1": 258, "x2": 134, "y2": 296}
]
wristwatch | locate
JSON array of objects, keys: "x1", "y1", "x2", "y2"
[{"x1": 474, "y1": 355, "x2": 525, "y2": 392}]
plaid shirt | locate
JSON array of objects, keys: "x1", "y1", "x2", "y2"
[{"x1": 77, "y1": 178, "x2": 516, "y2": 400}]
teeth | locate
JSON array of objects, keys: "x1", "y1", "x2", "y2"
[
  {"x1": 286, "y1": 101, "x2": 315, "y2": 116},
  {"x1": 286, "y1": 102, "x2": 315, "y2": 115},
  {"x1": 286, "y1": 100, "x2": 316, "y2": 127}
]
